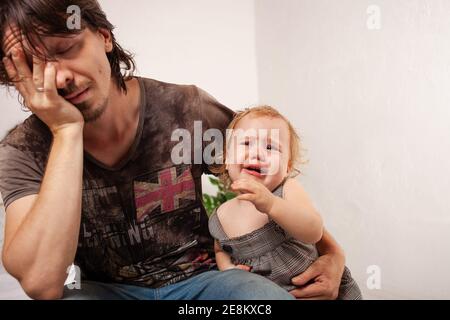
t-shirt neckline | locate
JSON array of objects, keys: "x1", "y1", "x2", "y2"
[{"x1": 84, "y1": 77, "x2": 146, "y2": 172}]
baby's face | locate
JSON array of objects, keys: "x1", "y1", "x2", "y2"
[{"x1": 226, "y1": 115, "x2": 291, "y2": 191}]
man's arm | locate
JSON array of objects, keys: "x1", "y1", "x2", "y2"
[
  {"x1": 288, "y1": 228, "x2": 346, "y2": 300},
  {"x1": 2, "y1": 46, "x2": 85, "y2": 300},
  {"x1": 2, "y1": 127, "x2": 84, "y2": 300}
]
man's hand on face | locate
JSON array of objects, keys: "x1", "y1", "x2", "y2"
[{"x1": 2, "y1": 46, "x2": 84, "y2": 136}]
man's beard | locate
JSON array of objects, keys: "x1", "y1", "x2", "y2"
[
  {"x1": 75, "y1": 98, "x2": 108, "y2": 123},
  {"x1": 59, "y1": 82, "x2": 107, "y2": 123}
]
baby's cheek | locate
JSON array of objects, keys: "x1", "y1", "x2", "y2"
[
  {"x1": 226, "y1": 144, "x2": 244, "y2": 164},
  {"x1": 267, "y1": 156, "x2": 282, "y2": 175}
]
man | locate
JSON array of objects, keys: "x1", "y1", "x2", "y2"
[{"x1": 0, "y1": 0, "x2": 347, "y2": 300}]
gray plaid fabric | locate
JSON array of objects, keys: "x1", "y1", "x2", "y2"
[{"x1": 208, "y1": 183, "x2": 362, "y2": 300}]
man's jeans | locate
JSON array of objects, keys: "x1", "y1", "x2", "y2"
[{"x1": 62, "y1": 269, "x2": 294, "y2": 300}]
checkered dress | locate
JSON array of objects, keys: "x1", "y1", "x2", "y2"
[{"x1": 208, "y1": 183, "x2": 362, "y2": 300}]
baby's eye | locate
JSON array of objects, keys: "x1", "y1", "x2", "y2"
[
  {"x1": 267, "y1": 144, "x2": 279, "y2": 151},
  {"x1": 240, "y1": 140, "x2": 250, "y2": 146}
]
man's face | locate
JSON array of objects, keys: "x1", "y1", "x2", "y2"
[{"x1": 2, "y1": 25, "x2": 114, "y2": 122}]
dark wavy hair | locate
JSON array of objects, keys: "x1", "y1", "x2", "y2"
[{"x1": 0, "y1": 0, "x2": 135, "y2": 92}]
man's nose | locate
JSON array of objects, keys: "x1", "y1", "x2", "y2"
[{"x1": 54, "y1": 62, "x2": 74, "y2": 90}]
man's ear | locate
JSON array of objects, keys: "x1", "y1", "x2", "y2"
[{"x1": 98, "y1": 28, "x2": 113, "y2": 53}]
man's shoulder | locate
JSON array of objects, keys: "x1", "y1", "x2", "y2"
[
  {"x1": 139, "y1": 77, "x2": 228, "y2": 110},
  {"x1": 1, "y1": 115, "x2": 52, "y2": 154},
  {"x1": 139, "y1": 77, "x2": 201, "y2": 101},
  {"x1": 138, "y1": 77, "x2": 233, "y2": 133}
]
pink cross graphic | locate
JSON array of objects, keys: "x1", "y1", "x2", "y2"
[{"x1": 135, "y1": 167, "x2": 195, "y2": 219}]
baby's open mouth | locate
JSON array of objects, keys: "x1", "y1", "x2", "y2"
[
  {"x1": 245, "y1": 166, "x2": 262, "y2": 174},
  {"x1": 242, "y1": 164, "x2": 269, "y2": 177}
]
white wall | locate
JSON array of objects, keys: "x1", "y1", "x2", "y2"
[
  {"x1": 256, "y1": 0, "x2": 450, "y2": 299},
  {"x1": 99, "y1": 0, "x2": 258, "y2": 109},
  {"x1": 0, "y1": 91, "x2": 30, "y2": 139}
]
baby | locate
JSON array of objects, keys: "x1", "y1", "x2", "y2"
[{"x1": 208, "y1": 106, "x2": 362, "y2": 299}]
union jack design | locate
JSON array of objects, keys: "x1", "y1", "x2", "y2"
[{"x1": 134, "y1": 166, "x2": 196, "y2": 222}]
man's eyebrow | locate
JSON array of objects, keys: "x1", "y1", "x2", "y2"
[{"x1": 44, "y1": 34, "x2": 80, "y2": 48}]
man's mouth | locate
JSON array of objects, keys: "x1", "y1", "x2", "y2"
[{"x1": 64, "y1": 87, "x2": 90, "y2": 104}]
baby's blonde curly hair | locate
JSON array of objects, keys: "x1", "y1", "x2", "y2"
[{"x1": 210, "y1": 105, "x2": 307, "y2": 186}]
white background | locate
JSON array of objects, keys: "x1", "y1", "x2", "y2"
[{"x1": 1, "y1": 0, "x2": 449, "y2": 299}]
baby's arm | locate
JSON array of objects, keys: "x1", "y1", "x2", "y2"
[
  {"x1": 214, "y1": 240, "x2": 252, "y2": 272},
  {"x1": 269, "y1": 178, "x2": 323, "y2": 244},
  {"x1": 214, "y1": 240, "x2": 236, "y2": 271},
  {"x1": 232, "y1": 178, "x2": 323, "y2": 244}
]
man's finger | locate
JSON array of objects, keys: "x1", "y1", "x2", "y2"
[
  {"x1": 3, "y1": 56, "x2": 27, "y2": 96},
  {"x1": 289, "y1": 283, "x2": 325, "y2": 299},
  {"x1": 43, "y1": 63, "x2": 57, "y2": 95},
  {"x1": 10, "y1": 48, "x2": 34, "y2": 94},
  {"x1": 291, "y1": 266, "x2": 321, "y2": 286},
  {"x1": 32, "y1": 55, "x2": 45, "y2": 90}
]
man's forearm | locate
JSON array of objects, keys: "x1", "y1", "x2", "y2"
[
  {"x1": 3, "y1": 127, "x2": 84, "y2": 297},
  {"x1": 316, "y1": 228, "x2": 345, "y2": 263}
]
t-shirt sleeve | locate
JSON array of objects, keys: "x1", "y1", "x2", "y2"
[
  {"x1": 196, "y1": 87, "x2": 235, "y2": 175},
  {"x1": 0, "y1": 144, "x2": 43, "y2": 210}
]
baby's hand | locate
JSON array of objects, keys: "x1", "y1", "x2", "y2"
[
  {"x1": 234, "y1": 265, "x2": 252, "y2": 272},
  {"x1": 231, "y1": 179, "x2": 277, "y2": 214},
  {"x1": 222, "y1": 264, "x2": 252, "y2": 272}
]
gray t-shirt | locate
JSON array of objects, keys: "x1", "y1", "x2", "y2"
[{"x1": 0, "y1": 77, "x2": 233, "y2": 288}]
